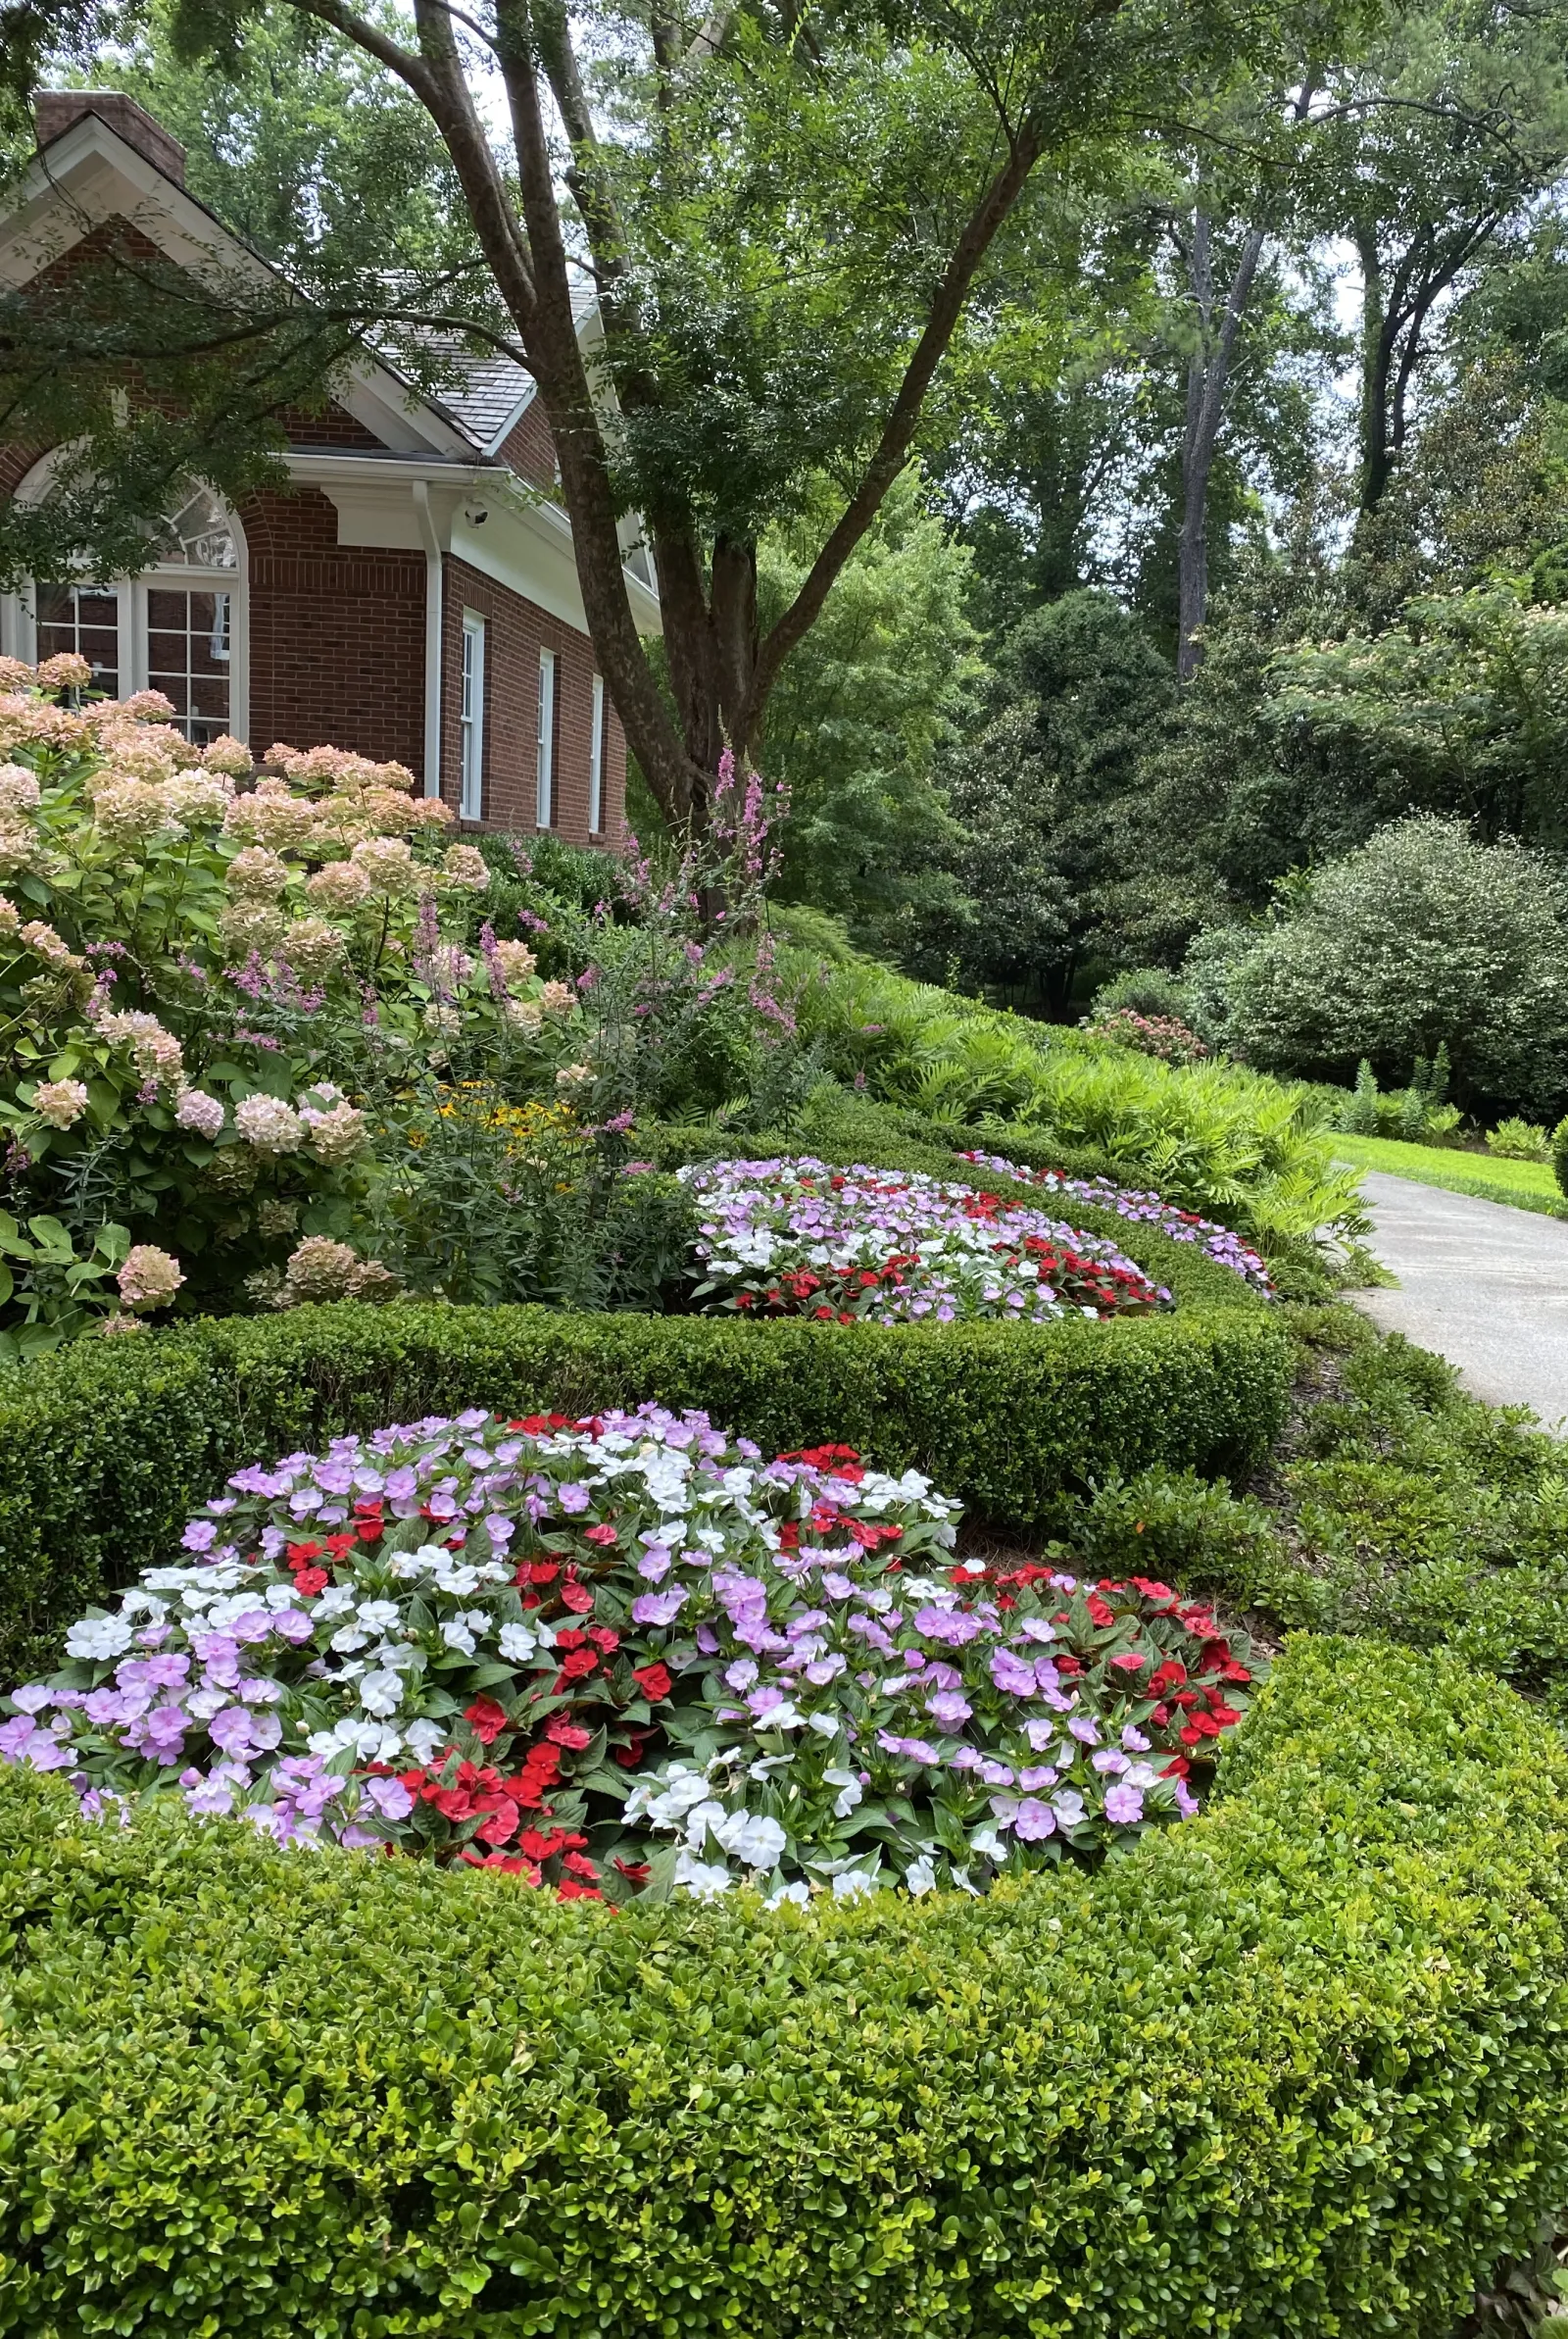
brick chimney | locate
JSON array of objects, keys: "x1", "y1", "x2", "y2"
[{"x1": 33, "y1": 91, "x2": 186, "y2": 187}]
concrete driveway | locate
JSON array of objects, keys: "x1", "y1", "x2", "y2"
[{"x1": 1348, "y1": 1169, "x2": 1568, "y2": 1432}]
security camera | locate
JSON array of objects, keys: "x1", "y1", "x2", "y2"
[{"x1": 465, "y1": 504, "x2": 489, "y2": 525}]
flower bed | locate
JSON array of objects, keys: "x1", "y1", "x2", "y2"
[
  {"x1": 677, "y1": 1155, "x2": 1170, "y2": 1323},
  {"x1": 6, "y1": 1405, "x2": 1257, "y2": 1901},
  {"x1": 958, "y1": 1147, "x2": 1275, "y2": 1294}
]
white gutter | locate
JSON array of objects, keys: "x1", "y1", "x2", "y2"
[{"x1": 412, "y1": 480, "x2": 444, "y2": 799}]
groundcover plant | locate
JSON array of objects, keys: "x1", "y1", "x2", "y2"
[
  {"x1": 673, "y1": 1155, "x2": 1170, "y2": 1322},
  {"x1": 957, "y1": 1148, "x2": 1276, "y2": 1295},
  {"x1": 1, "y1": 1406, "x2": 1256, "y2": 1901}
]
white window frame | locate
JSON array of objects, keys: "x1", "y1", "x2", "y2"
[
  {"x1": 588, "y1": 672, "x2": 606, "y2": 835},
  {"x1": 0, "y1": 457, "x2": 248, "y2": 742},
  {"x1": 460, "y1": 611, "x2": 486, "y2": 821},
  {"x1": 536, "y1": 645, "x2": 557, "y2": 829}
]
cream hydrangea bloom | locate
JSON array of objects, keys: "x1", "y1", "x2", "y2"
[
  {"x1": 234, "y1": 1095, "x2": 305, "y2": 1154},
  {"x1": 117, "y1": 1244, "x2": 184, "y2": 1311},
  {"x1": 33, "y1": 1077, "x2": 88, "y2": 1128}
]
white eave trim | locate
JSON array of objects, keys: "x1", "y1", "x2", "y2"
[{"x1": 285, "y1": 451, "x2": 508, "y2": 490}]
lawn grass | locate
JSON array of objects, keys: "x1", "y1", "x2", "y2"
[{"x1": 1333, "y1": 1130, "x2": 1568, "y2": 1217}]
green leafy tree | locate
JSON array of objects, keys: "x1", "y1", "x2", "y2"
[
  {"x1": 762, "y1": 474, "x2": 980, "y2": 934},
  {"x1": 1269, "y1": 580, "x2": 1568, "y2": 852},
  {"x1": 1203, "y1": 814, "x2": 1568, "y2": 1112},
  {"x1": 7, "y1": 0, "x2": 1370, "y2": 830},
  {"x1": 916, "y1": 589, "x2": 1177, "y2": 1010},
  {"x1": 1307, "y1": 0, "x2": 1568, "y2": 516}
]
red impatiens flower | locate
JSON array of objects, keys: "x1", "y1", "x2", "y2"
[
  {"x1": 632, "y1": 1662, "x2": 672, "y2": 1702},
  {"x1": 293, "y1": 1568, "x2": 328, "y2": 1597},
  {"x1": 560, "y1": 1581, "x2": 595, "y2": 1614},
  {"x1": 544, "y1": 1718, "x2": 592, "y2": 1749},
  {"x1": 1086, "y1": 1594, "x2": 1116, "y2": 1629},
  {"x1": 1108, "y1": 1651, "x2": 1149, "y2": 1672},
  {"x1": 474, "y1": 1805, "x2": 520, "y2": 1847},
  {"x1": 517, "y1": 1561, "x2": 561, "y2": 1587},
  {"x1": 583, "y1": 1523, "x2": 618, "y2": 1546},
  {"x1": 464, "y1": 1697, "x2": 510, "y2": 1746},
  {"x1": 558, "y1": 1648, "x2": 598, "y2": 1680}
]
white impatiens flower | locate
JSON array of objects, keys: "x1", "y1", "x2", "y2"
[
  {"x1": 65, "y1": 1616, "x2": 135, "y2": 1662},
  {"x1": 830, "y1": 1866, "x2": 881, "y2": 1901},
  {"x1": 672, "y1": 1851, "x2": 733, "y2": 1899},
  {"x1": 498, "y1": 1622, "x2": 538, "y2": 1661},
  {"x1": 904, "y1": 1854, "x2": 939, "y2": 1896},
  {"x1": 714, "y1": 1809, "x2": 788, "y2": 1869},
  {"x1": 824, "y1": 1767, "x2": 863, "y2": 1819},
  {"x1": 358, "y1": 1669, "x2": 406, "y2": 1717},
  {"x1": 404, "y1": 1717, "x2": 446, "y2": 1767},
  {"x1": 764, "y1": 1879, "x2": 810, "y2": 1909}
]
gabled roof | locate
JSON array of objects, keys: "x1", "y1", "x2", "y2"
[{"x1": 2, "y1": 98, "x2": 598, "y2": 468}]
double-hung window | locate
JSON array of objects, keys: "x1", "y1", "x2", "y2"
[
  {"x1": 536, "y1": 646, "x2": 557, "y2": 828},
  {"x1": 460, "y1": 613, "x2": 486, "y2": 821},
  {"x1": 588, "y1": 672, "x2": 606, "y2": 835}
]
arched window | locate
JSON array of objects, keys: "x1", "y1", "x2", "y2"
[{"x1": 1, "y1": 465, "x2": 248, "y2": 743}]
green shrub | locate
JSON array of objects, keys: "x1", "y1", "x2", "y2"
[
  {"x1": 0, "y1": 1259, "x2": 1288, "y2": 1683},
  {"x1": 1555, "y1": 1113, "x2": 1568, "y2": 1201},
  {"x1": 1121, "y1": 1306, "x2": 1568, "y2": 1714},
  {"x1": 1087, "y1": 966, "x2": 1195, "y2": 1022},
  {"x1": 1209, "y1": 816, "x2": 1568, "y2": 1115},
  {"x1": 3, "y1": 1637, "x2": 1567, "y2": 2338},
  {"x1": 1487, "y1": 1118, "x2": 1552, "y2": 1163}
]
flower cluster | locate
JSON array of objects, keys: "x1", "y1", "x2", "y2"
[
  {"x1": 3, "y1": 1407, "x2": 1257, "y2": 1901},
  {"x1": 956, "y1": 1151, "x2": 1274, "y2": 1296},
  {"x1": 675, "y1": 1157, "x2": 1169, "y2": 1323},
  {"x1": 1084, "y1": 1009, "x2": 1209, "y2": 1066}
]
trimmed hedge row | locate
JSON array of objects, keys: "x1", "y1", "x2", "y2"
[
  {"x1": 4, "y1": 1636, "x2": 1567, "y2": 2336},
  {"x1": 0, "y1": 1259, "x2": 1287, "y2": 1680}
]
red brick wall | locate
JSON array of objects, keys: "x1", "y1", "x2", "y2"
[
  {"x1": 275, "y1": 405, "x2": 387, "y2": 450},
  {"x1": 440, "y1": 554, "x2": 624, "y2": 847},
  {"x1": 494, "y1": 398, "x2": 558, "y2": 493},
  {"x1": 240, "y1": 485, "x2": 426, "y2": 766}
]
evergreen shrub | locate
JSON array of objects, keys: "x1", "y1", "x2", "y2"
[{"x1": 3, "y1": 1637, "x2": 1567, "y2": 2337}]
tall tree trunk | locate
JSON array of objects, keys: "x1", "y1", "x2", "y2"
[
  {"x1": 1355, "y1": 224, "x2": 1393, "y2": 515},
  {"x1": 1176, "y1": 213, "x2": 1265, "y2": 681}
]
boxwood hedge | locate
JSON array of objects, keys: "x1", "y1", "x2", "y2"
[
  {"x1": 0, "y1": 1218, "x2": 1286, "y2": 1683},
  {"x1": 3, "y1": 1636, "x2": 1567, "y2": 2337}
]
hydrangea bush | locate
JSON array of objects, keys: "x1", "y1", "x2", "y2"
[
  {"x1": 2, "y1": 1405, "x2": 1258, "y2": 1902},
  {"x1": 673, "y1": 1156, "x2": 1170, "y2": 1322},
  {"x1": 0, "y1": 662, "x2": 586, "y2": 1350},
  {"x1": 957, "y1": 1150, "x2": 1275, "y2": 1295}
]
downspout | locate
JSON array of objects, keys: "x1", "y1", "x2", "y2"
[{"x1": 413, "y1": 481, "x2": 443, "y2": 798}]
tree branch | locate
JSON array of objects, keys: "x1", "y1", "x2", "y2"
[{"x1": 739, "y1": 117, "x2": 1048, "y2": 740}]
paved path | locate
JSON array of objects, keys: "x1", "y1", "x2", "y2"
[{"x1": 1347, "y1": 1169, "x2": 1568, "y2": 1430}]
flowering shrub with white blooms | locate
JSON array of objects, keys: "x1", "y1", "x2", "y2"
[
  {"x1": 2, "y1": 1405, "x2": 1258, "y2": 1903},
  {"x1": 674, "y1": 1156, "x2": 1170, "y2": 1324}
]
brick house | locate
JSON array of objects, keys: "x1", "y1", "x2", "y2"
[{"x1": 0, "y1": 90, "x2": 661, "y2": 847}]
